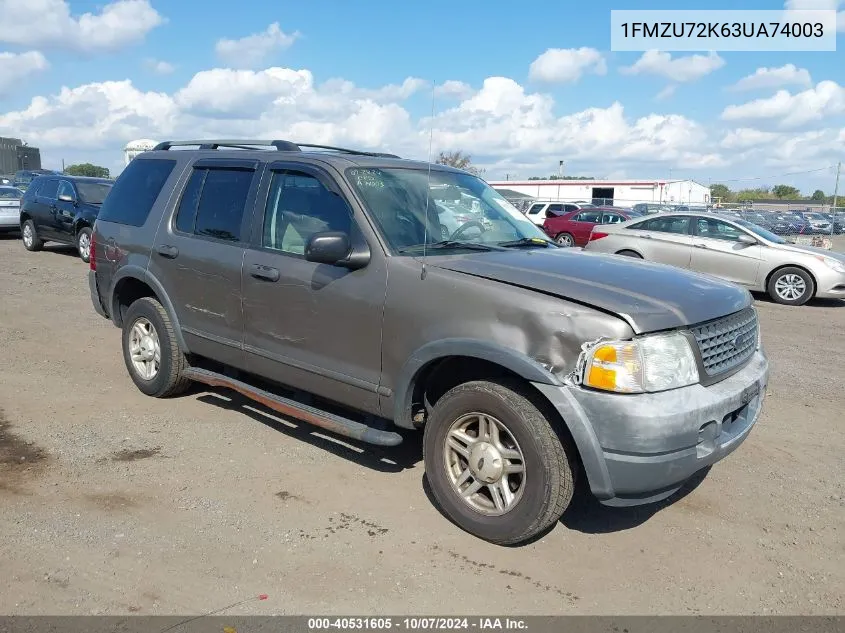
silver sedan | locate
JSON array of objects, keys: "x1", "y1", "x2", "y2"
[{"x1": 583, "y1": 212, "x2": 845, "y2": 306}]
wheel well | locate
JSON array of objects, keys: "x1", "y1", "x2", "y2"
[
  {"x1": 112, "y1": 277, "x2": 158, "y2": 327},
  {"x1": 615, "y1": 249, "x2": 642, "y2": 257},
  {"x1": 19, "y1": 212, "x2": 30, "y2": 226},
  {"x1": 74, "y1": 221, "x2": 90, "y2": 236},
  {"x1": 765, "y1": 264, "x2": 817, "y2": 296}
]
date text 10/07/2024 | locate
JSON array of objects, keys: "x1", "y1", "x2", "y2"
[
  {"x1": 307, "y1": 617, "x2": 528, "y2": 630},
  {"x1": 619, "y1": 21, "x2": 825, "y2": 38}
]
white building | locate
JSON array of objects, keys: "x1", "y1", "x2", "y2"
[
  {"x1": 488, "y1": 178, "x2": 711, "y2": 207},
  {"x1": 123, "y1": 139, "x2": 159, "y2": 165}
]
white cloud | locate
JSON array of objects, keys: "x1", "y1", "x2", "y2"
[
  {"x1": 144, "y1": 58, "x2": 175, "y2": 75},
  {"x1": 730, "y1": 64, "x2": 812, "y2": 91},
  {"x1": 0, "y1": 0, "x2": 163, "y2": 53},
  {"x1": 528, "y1": 48, "x2": 607, "y2": 83},
  {"x1": 722, "y1": 81, "x2": 845, "y2": 127},
  {"x1": 655, "y1": 85, "x2": 676, "y2": 101},
  {"x1": 215, "y1": 22, "x2": 300, "y2": 69},
  {"x1": 620, "y1": 51, "x2": 725, "y2": 83},
  {"x1": 784, "y1": 0, "x2": 845, "y2": 32},
  {"x1": 433, "y1": 80, "x2": 473, "y2": 100},
  {"x1": 720, "y1": 128, "x2": 781, "y2": 150},
  {"x1": 320, "y1": 77, "x2": 429, "y2": 102},
  {"x1": 0, "y1": 51, "x2": 49, "y2": 96}
]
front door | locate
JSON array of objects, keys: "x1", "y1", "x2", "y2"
[
  {"x1": 570, "y1": 209, "x2": 602, "y2": 245},
  {"x1": 147, "y1": 158, "x2": 261, "y2": 367},
  {"x1": 53, "y1": 180, "x2": 77, "y2": 241},
  {"x1": 689, "y1": 217, "x2": 763, "y2": 287},
  {"x1": 241, "y1": 164, "x2": 386, "y2": 415}
]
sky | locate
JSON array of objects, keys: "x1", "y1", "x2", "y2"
[{"x1": 0, "y1": 0, "x2": 843, "y2": 194}]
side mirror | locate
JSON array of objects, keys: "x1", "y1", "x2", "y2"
[
  {"x1": 304, "y1": 231, "x2": 370, "y2": 269},
  {"x1": 737, "y1": 234, "x2": 757, "y2": 245},
  {"x1": 58, "y1": 193, "x2": 75, "y2": 203}
]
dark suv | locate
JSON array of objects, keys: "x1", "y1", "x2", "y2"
[
  {"x1": 87, "y1": 140, "x2": 769, "y2": 545},
  {"x1": 20, "y1": 174, "x2": 113, "y2": 262}
]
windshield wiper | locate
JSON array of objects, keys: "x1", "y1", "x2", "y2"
[
  {"x1": 398, "y1": 240, "x2": 502, "y2": 254},
  {"x1": 497, "y1": 237, "x2": 556, "y2": 248}
]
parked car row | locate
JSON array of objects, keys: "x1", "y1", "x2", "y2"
[{"x1": 582, "y1": 212, "x2": 845, "y2": 306}]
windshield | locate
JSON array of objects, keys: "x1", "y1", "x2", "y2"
[
  {"x1": 346, "y1": 167, "x2": 553, "y2": 253},
  {"x1": 0, "y1": 187, "x2": 22, "y2": 199},
  {"x1": 76, "y1": 182, "x2": 112, "y2": 204},
  {"x1": 736, "y1": 219, "x2": 786, "y2": 244}
]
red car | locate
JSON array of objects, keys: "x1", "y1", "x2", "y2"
[{"x1": 543, "y1": 207, "x2": 639, "y2": 247}]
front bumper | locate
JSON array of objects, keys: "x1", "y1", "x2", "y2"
[
  {"x1": 533, "y1": 349, "x2": 769, "y2": 506},
  {"x1": 813, "y1": 267, "x2": 845, "y2": 299}
]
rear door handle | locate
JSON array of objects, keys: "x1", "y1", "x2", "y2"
[
  {"x1": 694, "y1": 243, "x2": 708, "y2": 249},
  {"x1": 640, "y1": 234, "x2": 652, "y2": 239},
  {"x1": 156, "y1": 244, "x2": 179, "y2": 259},
  {"x1": 250, "y1": 264, "x2": 280, "y2": 282}
]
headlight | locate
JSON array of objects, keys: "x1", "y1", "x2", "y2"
[
  {"x1": 582, "y1": 332, "x2": 699, "y2": 394},
  {"x1": 821, "y1": 257, "x2": 845, "y2": 274}
]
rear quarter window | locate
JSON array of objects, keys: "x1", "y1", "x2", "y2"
[{"x1": 97, "y1": 158, "x2": 177, "y2": 227}]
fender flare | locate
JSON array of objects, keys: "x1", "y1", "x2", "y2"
[
  {"x1": 391, "y1": 338, "x2": 563, "y2": 429},
  {"x1": 109, "y1": 266, "x2": 190, "y2": 354}
]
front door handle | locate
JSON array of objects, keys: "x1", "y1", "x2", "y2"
[
  {"x1": 156, "y1": 244, "x2": 179, "y2": 259},
  {"x1": 250, "y1": 264, "x2": 280, "y2": 282},
  {"x1": 640, "y1": 234, "x2": 652, "y2": 239},
  {"x1": 693, "y1": 243, "x2": 708, "y2": 249}
]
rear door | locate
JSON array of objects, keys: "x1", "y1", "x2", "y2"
[
  {"x1": 569, "y1": 210, "x2": 602, "y2": 245},
  {"x1": 689, "y1": 217, "x2": 763, "y2": 287},
  {"x1": 32, "y1": 178, "x2": 60, "y2": 239},
  {"x1": 149, "y1": 158, "x2": 261, "y2": 367},
  {"x1": 623, "y1": 216, "x2": 693, "y2": 268}
]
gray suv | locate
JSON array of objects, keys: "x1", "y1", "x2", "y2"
[{"x1": 88, "y1": 140, "x2": 770, "y2": 545}]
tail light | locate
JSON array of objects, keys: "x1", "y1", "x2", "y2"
[
  {"x1": 89, "y1": 231, "x2": 96, "y2": 271},
  {"x1": 589, "y1": 231, "x2": 609, "y2": 242}
]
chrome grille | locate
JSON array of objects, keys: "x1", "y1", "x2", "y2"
[{"x1": 690, "y1": 307, "x2": 758, "y2": 377}]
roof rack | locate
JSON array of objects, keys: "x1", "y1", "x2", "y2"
[{"x1": 151, "y1": 139, "x2": 401, "y2": 158}]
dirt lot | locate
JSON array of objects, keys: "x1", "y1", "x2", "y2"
[{"x1": 0, "y1": 234, "x2": 843, "y2": 616}]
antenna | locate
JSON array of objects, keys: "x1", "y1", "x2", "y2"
[{"x1": 421, "y1": 82, "x2": 436, "y2": 280}]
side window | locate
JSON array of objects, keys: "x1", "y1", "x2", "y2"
[
  {"x1": 193, "y1": 168, "x2": 254, "y2": 242},
  {"x1": 602, "y1": 213, "x2": 623, "y2": 224},
  {"x1": 563, "y1": 204, "x2": 578, "y2": 213},
  {"x1": 174, "y1": 169, "x2": 206, "y2": 234},
  {"x1": 546, "y1": 204, "x2": 563, "y2": 214},
  {"x1": 39, "y1": 179, "x2": 59, "y2": 199},
  {"x1": 527, "y1": 204, "x2": 545, "y2": 216},
  {"x1": 57, "y1": 181, "x2": 75, "y2": 200},
  {"x1": 98, "y1": 158, "x2": 177, "y2": 227},
  {"x1": 628, "y1": 217, "x2": 689, "y2": 234},
  {"x1": 696, "y1": 218, "x2": 743, "y2": 242},
  {"x1": 262, "y1": 170, "x2": 352, "y2": 256},
  {"x1": 574, "y1": 211, "x2": 601, "y2": 222}
]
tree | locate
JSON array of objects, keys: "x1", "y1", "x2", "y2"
[
  {"x1": 65, "y1": 163, "x2": 110, "y2": 178},
  {"x1": 772, "y1": 184, "x2": 800, "y2": 199},
  {"x1": 709, "y1": 183, "x2": 733, "y2": 203},
  {"x1": 435, "y1": 150, "x2": 482, "y2": 175},
  {"x1": 811, "y1": 189, "x2": 826, "y2": 201}
]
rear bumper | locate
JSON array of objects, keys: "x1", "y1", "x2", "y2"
[
  {"x1": 0, "y1": 214, "x2": 19, "y2": 229},
  {"x1": 533, "y1": 349, "x2": 769, "y2": 506},
  {"x1": 88, "y1": 270, "x2": 109, "y2": 319}
]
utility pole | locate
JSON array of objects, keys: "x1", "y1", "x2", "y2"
[
  {"x1": 832, "y1": 161, "x2": 841, "y2": 237},
  {"x1": 558, "y1": 160, "x2": 564, "y2": 179}
]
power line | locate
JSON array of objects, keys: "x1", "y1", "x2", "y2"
[{"x1": 712, "y1": 164, "x2": 836, "y2": 185}]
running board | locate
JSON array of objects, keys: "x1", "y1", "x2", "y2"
[{"x1": 183, "y1": 367, "x2": 403, "y2": 447}]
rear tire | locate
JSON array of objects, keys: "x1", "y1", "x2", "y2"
[
  {"x1": 767, "y1": 267, "x2": 814, "y2": 306},
  {"x1": 122, "y1": 297, "x2": 191, "y2": 397},
  {"x1": 76, "y1": 227, "x2": 92, "y2": 263},
  {"x1": 21, "y1": 219, "x2": 42, "y2": 251},
  {"x1": 554, "y1": 232, "x2": 574, "y2": 247},
  {"x1": 616, "y1": 249, "x2": 642, "y2": 258},
  {"x1": 423, "y1": 379, "x2": 575, "y2": 545}
]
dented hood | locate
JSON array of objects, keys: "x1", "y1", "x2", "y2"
[{"x1": 431, "y1": 248, "x2": 752, "y2": 334}]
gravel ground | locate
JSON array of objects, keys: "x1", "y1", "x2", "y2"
[{"x1": 0, "y1": 234, "x2": 843, "y2": 616}]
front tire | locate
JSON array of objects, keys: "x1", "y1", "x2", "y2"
[
  {"x1": 423, "y1": 379, "x2": 575, "y2": 545},
  {"x1": 121, "y1": 297, "x2": 191, "y2": 397},
  {"x1": 21, "y1": 219, "x2": 42, "y2": 251},
  {"x1": 767, "y1": 267, "x2": 814, "y2": 306},
  {"x1": 76, "y1": 227, "x2": 92, "y2": 263}
]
